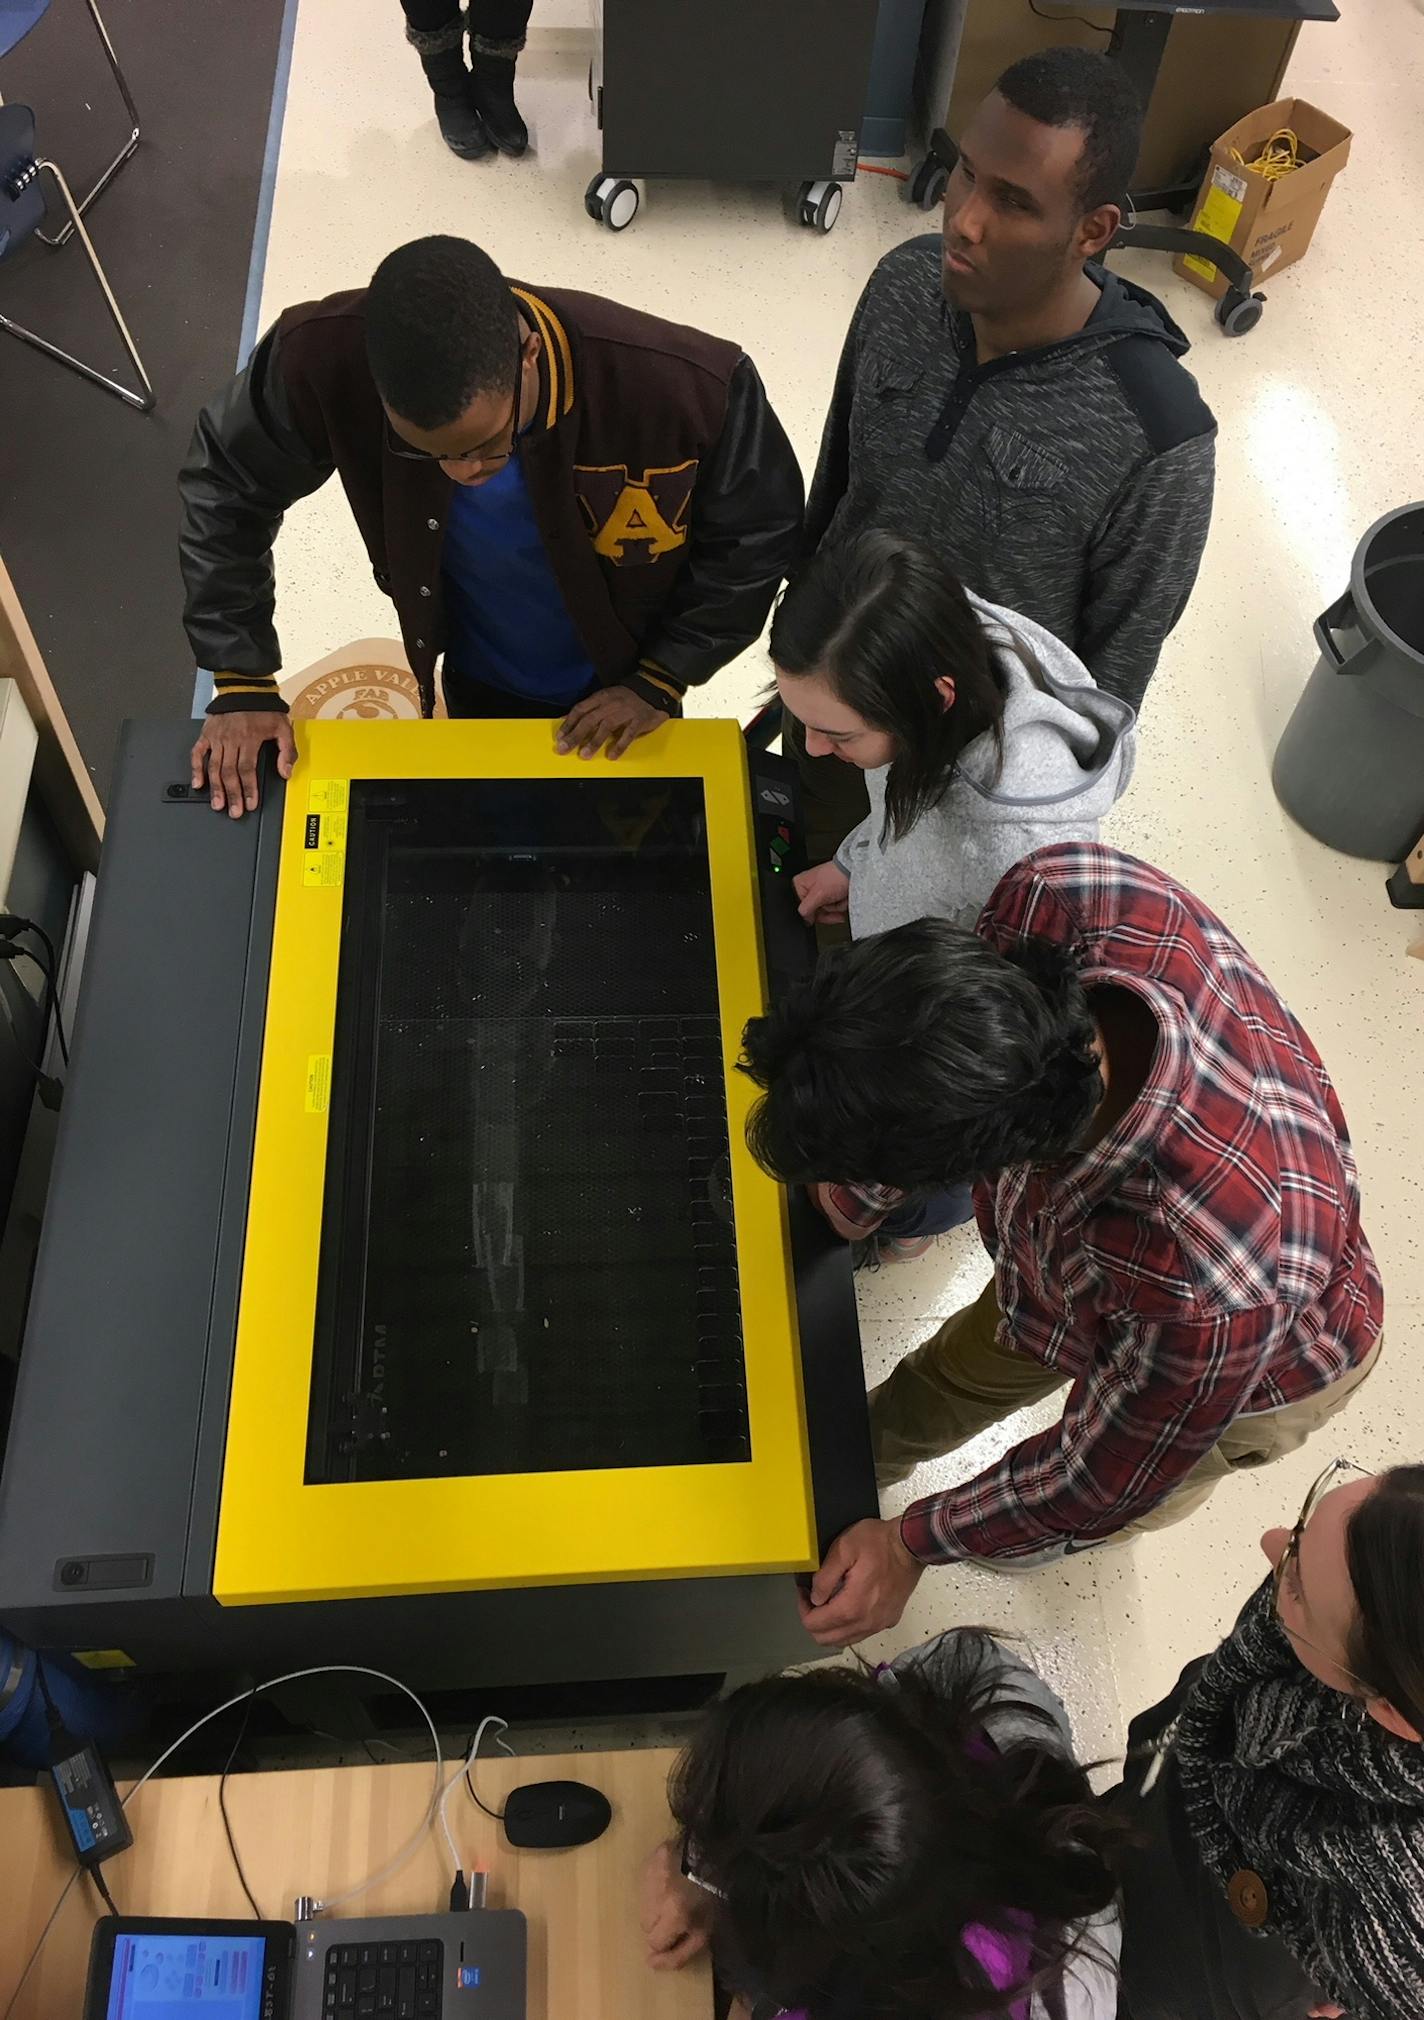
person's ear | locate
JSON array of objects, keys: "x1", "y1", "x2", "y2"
[
  {"x1": 522, "y1": 328, "x2": 542, "y2": 369},
  {"x1": 1365, "y1": 1695, "x2": 1423, "y2": 1744},
  {"x1": 933, "y1": 674, "x2": 957, "y2": 713},
  {"x1": 1078, "y1": 202, "x2": 1121, "y2": 262}
]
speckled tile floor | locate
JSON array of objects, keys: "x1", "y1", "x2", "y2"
[{"x1": 261, "y1": 0, "x2": 1424, "y2": 1762}]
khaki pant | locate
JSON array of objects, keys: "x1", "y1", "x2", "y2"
[{"x1": 869, "y1": 1276, "x2": 1382, "y2": 1551}]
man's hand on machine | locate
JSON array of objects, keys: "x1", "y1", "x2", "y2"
[
  {"x1": 556, "y1": 684, "x2": 666, "y2": 760},
  {"x1": 794, "y1": 860, "x2": 851, "y2": 926},
  {"x1": 191, "y1": 709, "x2": 297, "y2": 817},
  {"x1": 797, "y1": 1517, "x2": 924, "y2": 1648}
]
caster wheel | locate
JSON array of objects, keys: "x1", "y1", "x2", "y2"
[
  {"x1": 586, "y1": 174, "x2": 639, "y2": 230},
  {"x1": 1216, "y1": 289, "x2": 1265, "y2": 337},
  {"x1": 907, "y1": 156, "x2": 949, "y2": 210},
  {"x1": 797, "y1": 178, "x2": 843, "y2": 233}
]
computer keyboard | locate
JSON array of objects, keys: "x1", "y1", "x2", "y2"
[{"x1": 323, "y1": 1939, "x2": 443, "y2": 2019}]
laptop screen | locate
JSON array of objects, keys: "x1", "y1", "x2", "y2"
[{"x1": 101, "y1": 1929, "x2": 269, "y2": 2020}]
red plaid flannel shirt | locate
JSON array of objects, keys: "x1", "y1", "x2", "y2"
[{"x1": 901, "y1": 844, "x2": 1383, "y2": 1565}]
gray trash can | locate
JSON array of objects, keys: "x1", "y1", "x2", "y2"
[{"x1": 1272, "y1": 502, "x2": 1424, "y2": 861}]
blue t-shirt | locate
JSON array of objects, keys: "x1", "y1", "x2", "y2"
[{"x1": 442, "y1": 455, "x2": 596, "y2": 706}]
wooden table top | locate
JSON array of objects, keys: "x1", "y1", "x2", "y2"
[{"x1": 0, "y1": 1745, "x2": 712, "y2": 2020}]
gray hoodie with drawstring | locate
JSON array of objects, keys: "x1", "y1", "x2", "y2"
[{"x1": 834, "y1": 588, "x2": 1135, "y2": 939}]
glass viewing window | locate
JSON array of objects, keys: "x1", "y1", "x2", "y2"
[{"x1": 304, "y1": 776, "x2": 751, "y2": 1486}]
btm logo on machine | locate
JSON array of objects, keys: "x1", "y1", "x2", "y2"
[{"x1": 575, "y1": 460, "x2": 697, "y2": 566}]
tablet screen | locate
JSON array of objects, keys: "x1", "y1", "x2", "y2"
[{"x1": 102, "y1": 1930, "x2": 268, "y2": 2020}]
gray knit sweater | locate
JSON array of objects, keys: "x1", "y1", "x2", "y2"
[
  {"x1": 833, "y1": 589, "x2": 1136, "y2": 938},
  {"x1": 806, "y1": 238, "x2": 1216, "y2": 711},
  {"x1": 1175, "y1": 1580, "x2": 1424, "y2": 2020}
]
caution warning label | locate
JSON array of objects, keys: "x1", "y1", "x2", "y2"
[{"x1": 302, "y1": 778, "x2": 349, "y2": 888}]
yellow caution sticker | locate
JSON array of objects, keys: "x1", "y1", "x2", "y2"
[
  {"x1": 1183, "y1": 165, "x2": 1249, "y2": 281},
  {"x1": 305, "y1": 1052, "x2": 332, "y2": 1114},
  {"x1": 73, "y1": 1649, "x2": 136, "y2": 1670},
  {"x1": 302, "y1": 777, "x2": 348, "y2": 888}
]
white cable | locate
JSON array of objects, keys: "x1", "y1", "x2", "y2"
[
  {"x1": 438, "y1": 1715, "x2": 511, "y2": 1874},
  {"x1": 122, "y1": 1663, "x2": 443, "y2": 1915},
  {"x1": 2, "y1": 1662, "x2": 442, "y2": 2016}
]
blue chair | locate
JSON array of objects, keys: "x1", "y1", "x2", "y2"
[
  {"x1": 0, "y1": 0, "x2": 140, "y2": 248},
  {"x1": 0, "y1": 99, "x2": 153, "y2": 408}
]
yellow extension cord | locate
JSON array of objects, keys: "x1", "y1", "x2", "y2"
[{"x1": 1230, "y1": 127, "x2": 1305, "y2": 181}]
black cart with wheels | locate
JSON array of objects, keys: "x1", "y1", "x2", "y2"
[{"x1": 586, "y1": 0, "x2": 881, "y2": 234}]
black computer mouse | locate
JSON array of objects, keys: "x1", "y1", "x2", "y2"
[{"x1": 502, "y1": 1778, "x2": 612, "y2": 1850}]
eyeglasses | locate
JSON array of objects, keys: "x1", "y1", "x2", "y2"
[
  {"x1": 1272, "y1": 1456, "x2": 1373, "y2": 1687},
  {"x1": 680, "y1": 1835, "x2": 726, "y2": 1901},
  {"x1": 384, "y1": 336, "x2": 526, "y2": 470}
]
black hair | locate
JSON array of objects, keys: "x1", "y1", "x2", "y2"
[
  {"x1": 365, "y1": 235, "x2": 520, "y2": 430},
  {"x1": 1346, "y1": 1464, "x2": 1424, "y2": 1736},
  {"x1": 740, "y1": 920, "x2": 1102, "y2": 1192},
  {"x1": 771, "y1": 532, "x2": 1007, "y2": 844},
  {"x1": 995, "y1": 46, "x2": 1142, "y2": 211},
  {"x1": 668, "y1": 1641, "x2": 1128, "y2": 2020}
]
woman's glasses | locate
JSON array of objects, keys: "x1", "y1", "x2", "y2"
[
  {"x1": 680, "y1": 1836, "x2": 726, "y2": 1901},
  {"x1": 1272, "y1": 1456, "x2": 1373, "y2": 1687}
]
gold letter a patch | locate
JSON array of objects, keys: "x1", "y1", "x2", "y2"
[{"x1": 575, "y1": 460, "x2": 698, "y2": 566}]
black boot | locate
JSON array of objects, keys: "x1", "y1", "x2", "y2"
[
  {"x1": 407, "y1": 11, "x2": 493, "y2": 160},
  {"x1": 469, "y1": 35, "x2": 528, "y2": 157}
]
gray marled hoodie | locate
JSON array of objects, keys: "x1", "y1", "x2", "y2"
[
  {"x1": 807, "y1": 236, "x2": 1216, "y2": 711},
  {"x1": 834, "y1": 588, "x2": 1136, "y2": 937}
]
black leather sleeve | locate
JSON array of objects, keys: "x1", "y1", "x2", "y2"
[
  {"x1": 633, "y1": 355, "x2": 804, "y2": 701},
  {"x1": 178, "y1": 322, "x2": 334, "y2": 708}
]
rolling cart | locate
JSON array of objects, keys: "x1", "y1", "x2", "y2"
[{"x1": 585, "y1": 0, "x2": 882, "y2": 233}]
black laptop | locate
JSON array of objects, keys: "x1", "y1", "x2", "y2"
[{"x1": 83, "y1": 1910, "x2": 527, "y2": 2020}]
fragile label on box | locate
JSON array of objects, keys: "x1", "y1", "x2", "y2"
[{"x1": 1183, "y1": 165, "x2": 1250, "y2": 280}]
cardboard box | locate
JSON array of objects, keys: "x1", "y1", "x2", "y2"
[{"x1": 1175, "y1": 98, "x2": 1352, "y2": 299}]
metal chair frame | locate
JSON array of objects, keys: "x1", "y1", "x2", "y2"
[
  {"x1": 22, "y1": 0, "x2": 140, "y2": 247},
  {"x1": 0, "y1": 146, "x2": 154, "y2": 409}
]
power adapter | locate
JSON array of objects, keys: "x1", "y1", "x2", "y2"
[
  {"x1": 49, "y1": 1736, "x2": 133, "y2": 1869},
  {"x1": 38, "y1": 1669, "x2": 133, "y2": 1876}
]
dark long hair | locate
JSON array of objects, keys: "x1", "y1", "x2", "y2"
[
  {"x1": 770, "y1": 532, "x2": 1008, "y2": 843},
  {"x1": 668, "y1": 1641, "x2": 1128, "y2": 2020},
  {"x1": 1347, "y1": 1464, "x2": 1424, "y2": 1736}
]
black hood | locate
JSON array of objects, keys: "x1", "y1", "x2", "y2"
[{"x1": 1083, "y1": 261, "x2": 1192, "y2": 354}]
